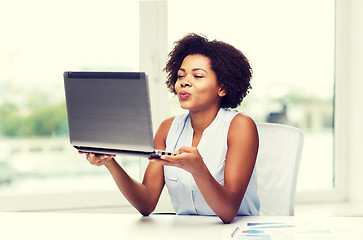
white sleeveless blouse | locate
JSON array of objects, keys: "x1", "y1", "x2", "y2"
[{"x1": 164, "y1": 108, "x2": 260, "y2": 216}]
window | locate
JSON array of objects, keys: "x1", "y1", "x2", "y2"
[
  {"x1": 0, "y1": 0, "x2": 141, "y2": 205},
  {"x1": 0, "y1": 0, "x2": 338, "y2": 211},
  {"x1": 167, "y1": 0, "x2": 335, "y2": 194}
]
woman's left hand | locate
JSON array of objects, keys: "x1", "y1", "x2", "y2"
[{"x1": 152, "y1": 146, "x2": 205, "y2": 176}]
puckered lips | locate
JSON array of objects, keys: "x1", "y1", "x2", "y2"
[{"x1": 178, "y1": 90, "x2": 191, "y2": 100}]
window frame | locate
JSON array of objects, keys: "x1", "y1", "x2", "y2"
[{"x1": 295, "y1": 0, "x2": 348, "y2": 203}]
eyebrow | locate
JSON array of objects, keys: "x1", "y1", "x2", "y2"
[{"x1": 178, "y1": 68, "x2": 208, "y2": 73}]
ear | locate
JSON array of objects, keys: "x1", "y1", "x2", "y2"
[{"x1": 218, "y1": 87, "x2": 227, "y2": 97}]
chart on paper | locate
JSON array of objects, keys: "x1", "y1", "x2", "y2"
[{"x1": 232, "y1": 222, "x2": 338, "y2": 240}]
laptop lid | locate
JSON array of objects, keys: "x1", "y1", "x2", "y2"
[{"x1": 64, "y1": 71, "x2": 157, "y2": 157}]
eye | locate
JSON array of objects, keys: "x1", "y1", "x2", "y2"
[
  {"x1": 177, "y1": 75, "x2": 185, "y2": 80},
  {"x1": 194, "y1": 75, "x2": 203, "y2": 79}
]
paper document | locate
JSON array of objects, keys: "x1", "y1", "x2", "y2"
[{"x1": 231, "y1": 222, "x2": 338, "y2": 240}]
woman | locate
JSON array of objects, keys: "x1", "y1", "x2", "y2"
[{"x1": 82, "y1": 33, "x2": 259, "y2": 223}]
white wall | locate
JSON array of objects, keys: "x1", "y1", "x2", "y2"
[
  {"x1": 336, "y1": 0, "x2": 363, "y2": 204},
  {"x1": 346, "y1": 0, "x2": 363, "y2": 203}
]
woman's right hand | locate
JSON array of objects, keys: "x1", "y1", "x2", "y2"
[{"x1": 79, "y1": 151, "x2": 116, "y2": 166}]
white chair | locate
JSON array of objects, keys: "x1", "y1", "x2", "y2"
[{"x1": 255, "y1": 123, "x2": 304, "y2": 216}]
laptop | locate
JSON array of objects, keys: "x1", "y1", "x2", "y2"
[{"x1": 64, "y1": 71, "x2": 172, "y2": 158}]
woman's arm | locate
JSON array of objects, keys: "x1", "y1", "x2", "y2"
[
  {"x1": 83, "y1": 117, "x2": 174, "y2": 216},
  {"x1": 104, "y1": 157, "x2": 164, "y2": 216},
  {"x1": 157, "y1": 114, "x2": 258, "y2": 223},
  {"x1": 195, "y1": 114, "x2": 258, "y2": 223}
]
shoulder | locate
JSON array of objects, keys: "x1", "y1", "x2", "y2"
[
  {"x1": 154, "y1": 116, "x2": 175, "y2": 149},
  {"x1": 156, "y1": 116, "x2": 175, "y2": 138},
  {"x1": 230, "y1": 113, "x2": 256, "y2": 129},
  {"x1": 159, "y1": 116, "x2": 175, "y2": 132},
  {"x1": 228, "y1": 113, "x2": 258, "y2": 144}
]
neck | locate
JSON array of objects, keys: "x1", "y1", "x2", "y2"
[{"x1": 189, "y1": 106, "x2": 221, "y2": 134}]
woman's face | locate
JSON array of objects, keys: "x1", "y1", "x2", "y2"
[{"x1": 175, "y1": 54, "x2": 225, "y2": 112}]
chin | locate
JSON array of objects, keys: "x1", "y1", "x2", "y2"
[
  {"x1": 180, "y1": 105, "x2": 190, "y2": 110},
  {"x1": 179, "y1": 103, "x2": 192, "y2": 110}
]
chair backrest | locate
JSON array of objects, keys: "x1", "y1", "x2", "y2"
[{"x1": 255, "y1": 123, "x2": 304, "y2": 216}]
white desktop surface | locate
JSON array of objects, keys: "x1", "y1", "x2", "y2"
[{"x1": 1, "y1": 212, "x2": 362, "y2": 240}]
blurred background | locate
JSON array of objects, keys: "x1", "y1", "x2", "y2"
[{"x1": 0, "y1": 0, "x2": 362, "y2": 215}]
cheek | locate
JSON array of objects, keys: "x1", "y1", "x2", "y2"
[
  {"x1": 174, "y1": 82, "x2": 180, "y2": 92},
  {"x1": 196, "y1": 84, "x2": 220, "y2": 97}
]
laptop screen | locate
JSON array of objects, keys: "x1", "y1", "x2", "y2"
[{"x1": 64, "y1": 72, "x2": 155, "y2": 153}]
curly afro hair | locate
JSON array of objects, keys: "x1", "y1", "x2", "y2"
[{"x1": 164, "y1": 33, "x2": 253, "y2": 109}]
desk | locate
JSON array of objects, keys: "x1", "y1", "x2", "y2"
[{"x1": 0, "y1": 212, "x2": 362, "y2": 240}]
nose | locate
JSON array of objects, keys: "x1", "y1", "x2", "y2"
[
  {"x1": 179, "y1": 76, "x2": 191, "y2": 88},
  {"x1": 181, "y1": 82, "x2": 190, "y2": 87}
]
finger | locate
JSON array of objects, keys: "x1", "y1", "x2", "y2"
[
  {"x1": 96, "y1": 159, "x2": 105, "y2": 165},
  {"x1": 160, "y1": 154, "x2": 179, "y2": 161},
  {"x1": 94, "y1": 161, "x2": 104, "y2": 166},
  {"x1": 150, "y1": 158, "x2": 178, "y2": 167},
  {"x1": 174, "y1": 149, "x2": 182, "y2": 155},
  {"x1": 87, "y1": 153, "x2": 97, "y2": 161},
  {"x1": 160, "y1": 153, "x2": 188, "y2": 162},
  {"x1": 178, "y1": 146, "x2": 194, "y2": 153},
  {"x1": 92, "y1": 158, "x2": 104, "y2": 165},
  {"x1": 79, "y1": 151, "x2": 90, "y2": 156}
]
